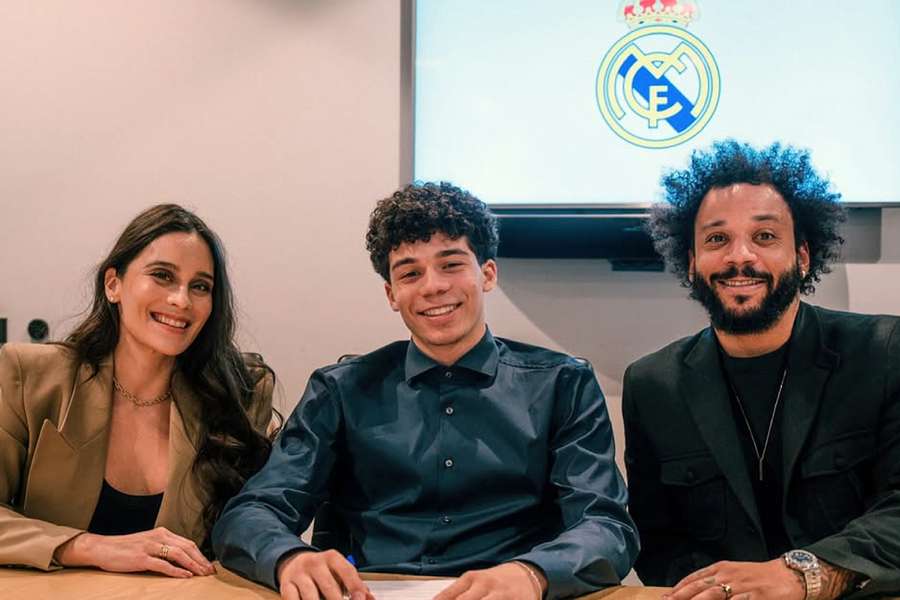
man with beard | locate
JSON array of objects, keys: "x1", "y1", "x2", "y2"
[{"x1": 623, "y1": 140, "x2": 900, "y2": 600}]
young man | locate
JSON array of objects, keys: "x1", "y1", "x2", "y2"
[
  {"x1": 624, "y1": 141, "x2": 900, "y2": 599},
  {"x1": 214, "y1": 182, "x2": 638, "y2": 600}
]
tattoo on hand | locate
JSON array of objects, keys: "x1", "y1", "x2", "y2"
[{"x1": 819, "y1": 561, "x2": 857, "y2": 600}]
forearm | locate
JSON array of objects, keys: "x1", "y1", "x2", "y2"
[
  {"x1": 513, "y1": 517, "x2": 637, "y2": 599},
  {"x1": 818, "y1": 560, "x2": 860, "y2": 600},
  {"x1": 212, "y1": 500, "x2": 313, "y2": 589},
  {"x1": 802, "y1": 490, "x2": 900, "y2": 595},
  {"x1": 54, "y1": 532, "x2": 99, "y2": 567},
  {"x1": 0, "y1": 505, "x2": 84, "y2": 570},
  {"x1": 511, "y1": 560, "x2": 548, "y2": 598}
]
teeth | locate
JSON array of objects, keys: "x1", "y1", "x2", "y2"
[
  {"x1": 422, "y1": 304, "x2": 458, "y2": 317},
  {"x1": 153, "y1": 313, "x2": 188, "y2": 329},
  {"x1": 720, "y1": 279, "x2": 763, "y2": 288}
]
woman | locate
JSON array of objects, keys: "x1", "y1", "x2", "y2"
[{"x1": 0, "y1": 204, "x2": 276, "y2": 578}]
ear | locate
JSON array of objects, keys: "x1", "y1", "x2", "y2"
[
  {"x1": 687, "y1": 250, "x2": 695, "y2": 283},
  {"x1": 104, "y1": 267, "x2": 121, "y2": 303},
  {"x1": 797, "y1": 241, "x2": 811, "y2": 276},
  {"x1": 384, "y1": 281, "x2": 400, "y2": 312},
  {"x1": 481, "y1": 259, "x2": 498, "y2": 292}
]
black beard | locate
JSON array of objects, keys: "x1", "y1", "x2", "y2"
[{"x1": 691, "y1": 263, "x2": 803, "y2": 334}]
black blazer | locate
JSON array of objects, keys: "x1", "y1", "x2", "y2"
[{"x1": 623, "y1": 303, "x2": 900, "y2": 596}]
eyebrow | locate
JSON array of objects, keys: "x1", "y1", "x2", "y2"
[
  {"x1": 389, "y1": 248, "x2": 471, "y2": 272},
  {"x1": 699, "y1": 213, "x2": 782, "y2": 230},
  {"x1": 146, "y1": 261, "x2": 214, "y2": 281},
  {"x1": 436, "y1": 248, "x2": 470, "y2": 259}
]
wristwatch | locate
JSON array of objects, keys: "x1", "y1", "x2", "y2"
[{"x1": 783, "y1": 549, "x2": 822, "y2": 600}]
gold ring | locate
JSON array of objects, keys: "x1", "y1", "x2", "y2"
[
  {"x1": 159, "y1": 544, "x2": 170, "y2": 560},
  {"x1": 719, "y1": 583, "x2": 733, "y2": 599}
]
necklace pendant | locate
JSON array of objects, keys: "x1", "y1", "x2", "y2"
[{"x1": 758, "y1": 461, "x2": 764, "y2": 482}]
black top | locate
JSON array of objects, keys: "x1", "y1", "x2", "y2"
[
  {"x1": 212, "y1": 328, "x2": 638, "y2": 599},
  {"x1": 624, "y1": 302, "x2": 900, "y2": 591},
  {"x1": 87, "y1": 480, "x2": 164, "y2": 536},
  {"x1": 720, "y1": 343, "x2": 792, "y2": 557}
]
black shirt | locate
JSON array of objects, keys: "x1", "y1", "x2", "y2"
[
  {"x1": 87, "y1": 480, "x2": 163, "y2": 536},
  {"x1": 720, "y1": 343, "x2": 792, "y2": 557}
]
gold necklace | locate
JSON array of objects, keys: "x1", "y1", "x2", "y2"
[{"x1": 112, "y1": 376, "x2": 173, "y2": 407}]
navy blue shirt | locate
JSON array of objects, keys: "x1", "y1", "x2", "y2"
[{"x1": 213, "y1": 330, "x2": 637, "y2": 599}]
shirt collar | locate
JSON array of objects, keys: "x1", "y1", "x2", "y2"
[{"x1": 404, "y1": 327, "x2": 500, "y2": 382}]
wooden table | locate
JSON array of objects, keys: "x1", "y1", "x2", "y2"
[{"x1": 0, "y1": 565, "x2": 670, "y2": 599}]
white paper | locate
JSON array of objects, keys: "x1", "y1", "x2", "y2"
[{"x1": 364, "y1": 579, "x2": 456, "y2": 599}]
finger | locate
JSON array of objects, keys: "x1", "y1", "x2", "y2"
[
  {"x1": 455, "y1": 583, "x2": 489, "y2": 600},
  {"x1": 434, "y1": 575, "x2": 474, "y2": 600},
  {"x1": 162, "y1": 545, "x2": 210, "y2": 577},
  {"x1": 693, "y1": 588, "x2": 732, "y2": 600},
  {"x1": 168, "y1": 536, "x2": 214, "y2": 573},
  {"x1": 281, "y1": 581, "x2": 301, "y2": 600},
  {"x1": 295, "y1": 575, "x2": 321, "y2": 600},
  {"x1": 325, "y1": 553, "x2": 369, "y2": 597},
  {"x1": 666, "y1": 576, "x2": 719, "y2": 600},
  {"x1": 309, "y1": 565, "x2": 345, "y2": 600},
  {"x1": 144, "y1": 556, "x2": 193, "y2": 578},
  {"x1": 674, "y1": 567, "x2": 717, "y2": 590}
]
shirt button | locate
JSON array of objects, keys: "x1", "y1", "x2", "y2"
[
  {"x1": 441, "y1": 515, "x2": 452, "y2": 525},
  {"x1": 444, "y1": 370, "x2": 453, "y2": 379},
  {"x1": 445, "y1": 406, "x2": 454, "y2": 416},
  {"x1": 444, "y1": 458, "x2": 454, "y2": 468}
]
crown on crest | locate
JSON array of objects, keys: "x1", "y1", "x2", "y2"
[{"x1": 618, "y1": 0, "x2": 700, "y2": 29}]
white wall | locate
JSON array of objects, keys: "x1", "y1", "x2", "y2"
[{"x1": 3, "y1": 0, "x2": 900, "y2": 470}]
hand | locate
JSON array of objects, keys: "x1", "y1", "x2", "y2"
[
  {"x1": 663, "y1": 559, "x2": 805, "y2": 600},
  {"x1": 54, "y1": 527, "x2": 215, "y2": 578},
  {"x1": 276, "y1": 549, "x2": 374, "y2": 600},
  {"x1": 433, "y1": 562, "x2": 547, "y2": 600}
]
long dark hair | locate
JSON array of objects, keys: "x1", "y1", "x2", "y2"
[{"x1": 66, "y1": 204, "x2": 275, "y2": 549}]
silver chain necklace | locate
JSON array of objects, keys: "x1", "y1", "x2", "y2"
[{"x1": 729, "y1": 368, "x2": 788, "y2": 482}]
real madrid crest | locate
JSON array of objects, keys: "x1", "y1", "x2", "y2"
[{"x1": 596, "y1": 0, "x2": 720, "y2": 149}]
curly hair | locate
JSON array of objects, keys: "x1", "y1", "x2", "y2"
[
  {"x1": 366, "y1": 181, "x2": 500, "y2": 281},
  {"x1": 648, "y1": 139, "x2": 846, "y2": 294}
]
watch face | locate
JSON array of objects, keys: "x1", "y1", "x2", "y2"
[{"x1": 787, "y1": 550, "x2": 816, "y2": 569}]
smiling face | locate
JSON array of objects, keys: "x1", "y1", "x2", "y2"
[
  {"x1": 690, "y1": 183, "x2": 810, "y2": 334},
  {"x1": 385, "y1": 232, "x2": 497, "y2": 366},
  {"x1": 105, "y1": 231, "x2": 214, "y2": 359}
]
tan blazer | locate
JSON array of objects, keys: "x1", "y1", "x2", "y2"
[{"x1": 0, "y1": 342, "x2": 274, "y2": 570}]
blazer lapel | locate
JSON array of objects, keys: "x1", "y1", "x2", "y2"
[
  {"x1": 683, "y1": 328, "x2": 763, "y2": 534},
  {"x1": 781, "y1": 303, "x2": 838, "y2": 499},
  {"x1": 156, "y1": 372, "x2": 205, "y2": 542},
  {"x1": 23, "y1": 359, "x2": 113, "y2": 529}
]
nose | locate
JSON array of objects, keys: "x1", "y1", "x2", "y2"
[
  {"x1": 420, "y1": 268, "x2": 451, "y2": 296},
  {"x1": 168, "y1": 285, "x2": 192, "y2": 309},
  {"x1": 724, "y1": 236, "x2": 758, "y2": 266}
]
